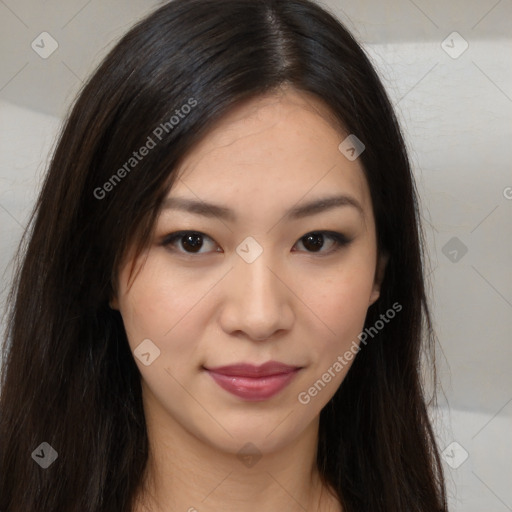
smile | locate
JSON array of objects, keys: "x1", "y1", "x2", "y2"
[{"x1": 204, "y1": 362, "x2": 302, "y2": 401}]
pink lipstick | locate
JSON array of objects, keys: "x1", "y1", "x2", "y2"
[{"x1": 204, "y1": 362, "x2": 301, "y2": 401}]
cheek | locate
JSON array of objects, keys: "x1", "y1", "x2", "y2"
[
  {"x1": 117, "y1": 260, "x2": 208, "y2": 367},
  {"x1": 305, "y1": 252, "x2": 376, "y2": 351}
]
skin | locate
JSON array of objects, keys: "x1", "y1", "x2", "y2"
[{"x1": 111, "y1": 85, "x2": 388, "y2": 512}]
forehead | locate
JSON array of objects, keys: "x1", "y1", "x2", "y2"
[{"x1": 169, "y1": 87, "x2": 372, "y2": 221}]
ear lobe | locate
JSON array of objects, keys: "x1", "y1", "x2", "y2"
[
  {"x1": 109, "y1": 295, "x2": 119, "y2": 310},
  {"x1": 369, "y1": 251, "x2": 389, "y2": 306}
]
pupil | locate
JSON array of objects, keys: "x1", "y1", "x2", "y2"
[
  {"x1": 183, "y1": 233, "x2": 202, "y2": 252},
  {"x1": 303, "y1": 233, "x2": 323, "y2": 252}
]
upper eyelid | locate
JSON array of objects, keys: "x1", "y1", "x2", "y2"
[{"x1": 162, "y1": 230, "x2": 343, "y2": 241}]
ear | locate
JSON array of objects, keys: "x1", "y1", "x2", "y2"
[
  {"x1": 109, "y1": 285, "x2": 120, "y2": 310},
  {"x1": 109, "y1": 295, "x2": 119, "y2": 310},
  {"x1": 109, "y1": 273, "x2": 121, "y2": 310},
  {"x1": 369, "y1": 251, "x2": 389, "y2": 306}
]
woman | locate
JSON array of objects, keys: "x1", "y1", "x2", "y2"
[{"x1": 0, "y1": 0, "x2": 447, "y2": 510}]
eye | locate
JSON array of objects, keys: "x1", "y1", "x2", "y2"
[
  {"x1": 161, "y1": 231, "x2": 221, "y2": 254},
  {"x1": 161, "y1": 230, "x2": 351, "y2": 256},
  {"x1": 293, "y1": 231, "x2": 352, "y2": 255}
]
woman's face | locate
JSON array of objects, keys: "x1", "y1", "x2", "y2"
[{"x1": 112, "y1": 87, "x2": 386, "y2": 455}]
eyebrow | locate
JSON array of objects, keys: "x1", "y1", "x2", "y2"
[{"x1": 160, "y1": 194, "x2": 364, "y2": 222}]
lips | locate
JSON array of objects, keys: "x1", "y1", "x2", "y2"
[
  {"x1": 206, "y1": 361, "x2": 300, "y2": 377},
  {"x1": 204, "y1": 361, "x2": 302, "y2": 401}
]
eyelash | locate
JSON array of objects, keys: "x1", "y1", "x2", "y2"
[{"x1": 160, "y1": 230, "x2": 352, "y2": 256}]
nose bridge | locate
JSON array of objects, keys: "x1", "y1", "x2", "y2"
[{"x1": 239, "y1": 251, "x2": 278, "y2": 303}]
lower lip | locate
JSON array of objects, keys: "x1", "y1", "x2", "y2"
[{"x1": 206, "y1": 369, "x2": 300, "y2": 401}]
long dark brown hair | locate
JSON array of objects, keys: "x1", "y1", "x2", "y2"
[{"x1": 0, "y1": 0, "x2": 447, "y2": 510}]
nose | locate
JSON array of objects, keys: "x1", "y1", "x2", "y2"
[{"x1": 218, "y1": 251, "x2": 295, "y2": 341}]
